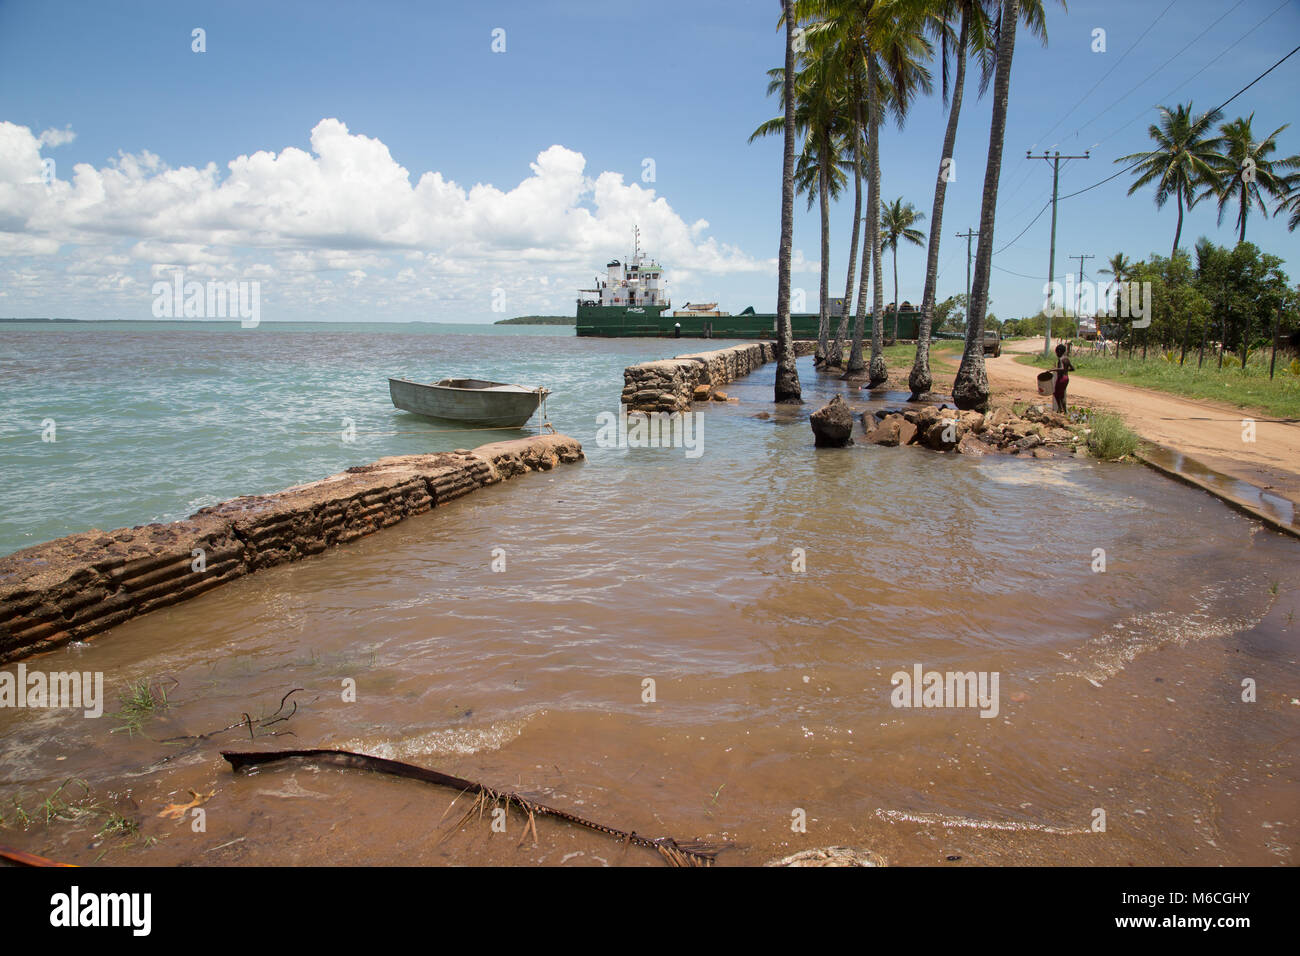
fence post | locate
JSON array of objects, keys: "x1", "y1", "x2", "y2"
[{"x1": 1270, "y1": 304, "x2": 1281, "y2": 380}]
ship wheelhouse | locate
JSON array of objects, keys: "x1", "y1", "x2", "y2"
[{"x1": 576, "y1": 230, "x2": 670, "y2": 312}]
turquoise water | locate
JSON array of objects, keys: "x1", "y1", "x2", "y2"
[{"x1": 0, "y1": 320, "x2": 739, "y2": 556}]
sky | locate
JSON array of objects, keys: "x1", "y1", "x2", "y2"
[{"x1": 1, "y1": 0, "x2": 1298, "y2": 324}]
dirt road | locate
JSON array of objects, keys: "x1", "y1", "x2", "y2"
[{"x1": 984, "y1": 337, "x2": 1300, "y2": 502}]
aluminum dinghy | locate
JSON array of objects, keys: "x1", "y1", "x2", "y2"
[{"x1": 388, "y1": 377, "x2": 550, "y2": 428}]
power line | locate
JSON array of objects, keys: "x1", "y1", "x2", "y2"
[
  {"x1": 993, "y1": 199, "x2": 1051, "y2": 255},
  {"x1": 1070, "y1": 0, "x2": 1248, "y2": 147},
  {"x1": 991, "y1": 262, "x2": 1065, "y2": 281},
  {"x1": 1096, "y1": 0, "x2": 1291, "y2": 150},
  {"x1": 1056, "y1": 41, "x2": 1300, "y2": 203},
  {"x1": 1034, "y1": 0, "x2": 1179, "y2": 148}
]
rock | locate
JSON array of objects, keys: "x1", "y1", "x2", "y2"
[
  {"x1": 1031, "y1": 447, "x2": 1054, "y2": 459},
  {"x1": 914, "y1": 406, "x2": 943, "y2": 432},
  {"x1": 692, "y1": 384, "x2": 711, "y2": 402},
  {"x1": 754, "y1": 411, "x2": 771, "y2": 420},
  {"x1": 923, "y1": 418, "x2": 964, "y2": 451},
  {"x1": 902, "y1": 409, "x2": 921, "y2": 425},
  {"x1": 1012, "y1": 434, "x2": 1044, "y2": 453},
  {"x1": 984, "y1": 406, "x2": 1015, "y2": 429},
  {"x1": 959, "y1": 410, "x2": 986, "y2": 433},
  {"x1": 956, "y1": 434, "x2": 989, "y2": 456},
  {"x1": 864, "y1": 412, "x2": 916, "y2": 447},
  {"x1": 711, "y1": 390, "x2": 729, "y2": 402},
  {"x1": 1004, "y1": 421, "x2": 1033, "y2": 440},
  {"x1": 810, "y1": 395, "x2": 855, "y2": 447}
]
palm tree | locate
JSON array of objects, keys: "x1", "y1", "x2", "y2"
[
  {"x1": 866, "y1": 10, "x2": 933, "y2": 387},
  {"x1": 801, "y1": 131, "x2": 849, "y2": 366},
  {"x1": 774, "y1": 0, "x2": 802, "y2": 403},
  {"x1": 751, "y1": 55, "x2": 848, "y2": 367},
  {"x1": 1117, "y1": 103, "x2": 1223, "y2": 258},
  {"x1": 951, "y1": 0, "x2": 1021, "y2": 411},
  {"x1": 1203, "y1": 114, "x2": 1298, "y2": 244},
  {"x1": 907, "y1": 0, "x2": 996, "y2": 400},
  {"x1": 1097, "y1": 251, "x2": 1131, "y2": 317},
  {"x1": 880, "y1": 197, "x2": 926, "y2": 341},
  {"x1": 754, "y1": 29, "x2": 852, "y2": 366},
  {"x1": 829, "y1": 60, "x2": 865, "y2": 368},
  {"x1": 1278, "y1": 173, "x2": 1300, "y2": 232},
  {"x1": 806, "y1": 0, "x2": 932, "y2": 385},
  {"x1": 802, "y1": 4, "x2": 874, "y2": 376}
]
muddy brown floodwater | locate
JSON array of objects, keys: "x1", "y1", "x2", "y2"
[{"x1": 1, "y1": 359, "x2": 1297, "y2": 866}]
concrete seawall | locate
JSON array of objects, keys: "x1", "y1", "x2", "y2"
[
  {"x1": 621, "y1": 341, "x2": 818, "y2": 413},
  {"x1": 0, "y1": 434, "x2": 584, "y2": 664}
]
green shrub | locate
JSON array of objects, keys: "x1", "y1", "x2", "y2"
[{"x1": 1086, "y1": 412, "x2": 1139, "y2": 459}]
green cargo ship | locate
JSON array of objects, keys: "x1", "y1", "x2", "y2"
[{"x1": 575, "y1": 232, "x2": 920, "y2": 339}]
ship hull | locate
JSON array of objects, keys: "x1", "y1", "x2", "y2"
[{"x1": 576, "y1": 304, "x2": 922, "y2": 339}]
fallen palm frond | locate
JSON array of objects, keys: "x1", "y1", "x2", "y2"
[{"x1": 221, "y1": 748, "x2": 726, "y2": 867}]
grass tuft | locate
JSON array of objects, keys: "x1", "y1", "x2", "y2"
[
  {"x1": 1086, "y1": 412, "x2": 1140, "y2": 460},
  {"x1": 110, "y1": 678, "x2": 169, "y2": 737}
]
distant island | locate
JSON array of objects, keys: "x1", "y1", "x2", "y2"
[{"x1": 494, "y1": 315, "x2": 574, "y2": 325}]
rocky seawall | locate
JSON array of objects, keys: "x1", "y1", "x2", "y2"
[
  {"x1": 861, "y1": 404, "x2": 1083, "y2": 457},
  {"x1": 621, "y1": 341, "x2": 818, "y2": 413},
  {"x1": 0, "y1": 434, "x2": 584, "y2": 664}
]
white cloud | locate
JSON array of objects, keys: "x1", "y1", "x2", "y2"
[
  {"x1": 37, "y1": 126, "x2": 76, "y2": 148},
  {"x1": 0, "y1": 118, "x2": 810, "y2": 319}
]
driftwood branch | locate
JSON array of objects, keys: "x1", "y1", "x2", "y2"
[
  {"x1": 161, "y1": 688, "x2": 305, "y2": 744},
  {"x1": 221, "y1": 748, "x2": 725, "y2": 867}
]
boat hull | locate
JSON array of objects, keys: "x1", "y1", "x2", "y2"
[
  {"x1": 575, "y1": 303, "x2": 923, "y2": 339},
  {"x1": 388, "y1": 379, "x2": 546, "y2": 428}
]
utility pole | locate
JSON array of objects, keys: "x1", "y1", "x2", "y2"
[
  {"x1": 956, "y1": 228, "x2": 977, "y2": 330},
  {"x1": 1069, "y1": 253, "x2": 1093, "y2": 344},
  {"x1": 1027, "y1": 150, "x2": 1089, "y2": 354}
]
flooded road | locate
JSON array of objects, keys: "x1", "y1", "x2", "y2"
[{"x1": 2, "y1": 357, "x2": 1297, "y2": 866}]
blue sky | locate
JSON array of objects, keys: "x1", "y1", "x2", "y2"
[{"x1": 1, "y1": 0, "x2": 1298, "y2": 323}]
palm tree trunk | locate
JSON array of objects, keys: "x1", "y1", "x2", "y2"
[
  {"x1": 816, "y1": 146, "x2": 831, "y2": 366},
  {"x1": 866, "y1": 53, "x2": 888, "y2": 388},
  {"x1": 909, "y1": 10, "x2": 969, "y2": 400},
  {"x1": 831, "y1": 108, "x2": 862, "y2": 370},
  {"x1": 846, "y1": 98, "x2": 871, "y2": 374},
  {"x1": 1172, "y1": 191, "x2": 1184, "y2": 259},
  {"x1": 892, "y1": 245, "x2": 900, "y2": 343},
  {"x1": 774, "y1": 0, "x2": 802, "y2": 403},
  {"x1": 1239, "y1": 185, "x2": 1248, "y2": 244},
  {"x1": 952, "y1": 0, "x2": 1019, "y2": 411}
]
